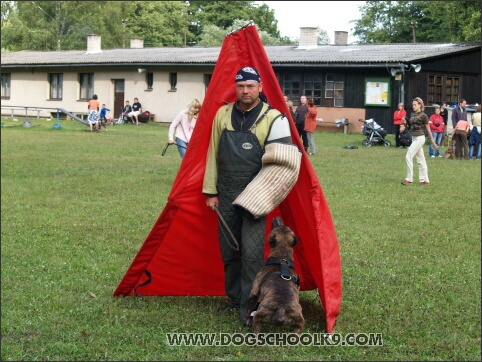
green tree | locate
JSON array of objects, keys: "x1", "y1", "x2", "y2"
[
  {"x1": 317, "y1": 27, "x2": 329, "y2": 45},
  {"x1": 353, "y1": 1, "x2": 481, "y2": 44}
]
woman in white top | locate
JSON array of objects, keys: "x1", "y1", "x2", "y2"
[{"x1": 168, "y1": 99, "x2": 202, "y2": 158}]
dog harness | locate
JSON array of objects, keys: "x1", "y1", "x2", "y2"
[{"x1": 260, "y1": 257, "x2": 300, "y2": 287}]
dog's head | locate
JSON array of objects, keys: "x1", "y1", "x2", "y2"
[{"x1": 268, "y1": 217, "x2": 299, "y2": 250}]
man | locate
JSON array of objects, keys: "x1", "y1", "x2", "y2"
[
  {"x1": 451, "y1": 99, "x2": 467, "y2": 128},
  {"x1": 294, "y1": 95, "x2": 309, "y2": 152},
  {"x1": 128, "y1": 97, "x2": 142, "y2": 125},
  {"x1": 203, "y1": 66, "x2": 295, "y2": 322}
]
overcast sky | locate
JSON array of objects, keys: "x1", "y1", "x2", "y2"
[{"x1": 256, "y1": 1, "x2": 366, "y2": 44}]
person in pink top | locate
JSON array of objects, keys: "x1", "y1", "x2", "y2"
[
  {"x1": 393, "y1": 102, "x2": 407, "y2": 148},
  {"x1": 428, "y1": 106, "x2": 444, "y2": 157},
  {"x1": 304, "y1": 98, "x2": 318, "y2": 155},
  {"x1": 453, "y1": 118, "x2": 470, "y2": 159},
  {"x1": 168, "y1": 98, "x2": 202, "y2": 158}
]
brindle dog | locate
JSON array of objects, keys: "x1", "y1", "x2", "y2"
[{"x1": 244, "y1": 216, "x2": 305, "y2": 334}]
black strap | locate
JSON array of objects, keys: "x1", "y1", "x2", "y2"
[
  {"x1": 133, "y1": 270, "x2": 152, "y2": 296},
  {"x1": 249, "y1": 105, "x2": 272, "y2": 131},
  {"x1": 265, "y1": 257, "x2": 295, "y2": 270}
]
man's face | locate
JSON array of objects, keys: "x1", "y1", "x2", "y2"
[
  {"x1": 461, "y1": 100, "x2": 467, "y2": 108},
  {"x1": 300, "y1": 96, "x2": 307, "y2": 105},
  {"x1": 235, "y1": 81, "x2": 262, "y2": 108}
]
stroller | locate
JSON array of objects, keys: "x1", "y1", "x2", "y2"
[{"x1": 359, "y1": 118, "x2": 391, "y2": 147}]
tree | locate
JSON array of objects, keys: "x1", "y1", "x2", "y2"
[
  {"x1": 317, "y1": 27, "x2": 329, "y2": 45},
  {"x1": 353, "y1": 1, "x2": 481, "y2": 44}
]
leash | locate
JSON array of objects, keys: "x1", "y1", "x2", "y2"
[
  {"x1": 161, "y1": 142, "x2": 188, "y2": 156},
  {"x1": 213, "y1": 205, "x2": 240, "y2": 252}
]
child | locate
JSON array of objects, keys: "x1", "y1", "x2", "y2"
[
  {"x1": 428, "y1": 106, "x2": 444, "y2": 157},
  {"x1": 398, "y1": 122, "x2": 412, "y2": 148},
  {"x1": 99, "y1": 104, "x2": 111, "y2": 129}
]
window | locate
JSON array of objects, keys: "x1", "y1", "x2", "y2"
[
  {"x1": 279, "y1": 72, "x2": 344, "y2": 107},
  {"x1": 1, "y1": 73, "x2": 11, "y2": 98},
  {"x1": 444, "y1": 76, "x2": 460, "y2": 103},
  {"x1": 49, "y1": 73, "x2": 63, "y2": 99},
  {"x1": 169, "y1": 72, "x2": 177, "y2": 91},
  {"x1": 146, "y1": 72, "x2": 153, "y2": 90},
  {"x1": 79, "y1": 73, "x2": 94, "y2": 100},
  {"x1": 427, "y1": 74, "x2": 460, "y2": 104},
  {"x1": 303, "y1": 73, "x2": 322, "y2": 106},
  {"x1": 325, "y1": 73, "x2": 345, "y2": 107}
]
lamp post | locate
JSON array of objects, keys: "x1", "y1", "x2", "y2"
[{"x1": 184, "y1": 1, "x2": 190, "y2": 47}]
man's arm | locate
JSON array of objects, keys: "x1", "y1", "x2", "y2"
[{"x1": 265, "y1": 114, "x2": 292, "y2": 145}]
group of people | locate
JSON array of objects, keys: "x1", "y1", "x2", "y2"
[
  {"x1": 87, "y1": 94, "x2": 112, "y2": 132},
  {"x1": 285, "y1": 94, "x2": 318, "y2": 155},
  {"x1": 397, "y1": 97, "x2": 480, "y2": 186},
  {"x1": 120, "y1": 98, "x2": 143, "y2": 125}
]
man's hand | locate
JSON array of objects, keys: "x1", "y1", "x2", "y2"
[{"x1": 206, "y1": 196, "x2": 219, "y2": 211}]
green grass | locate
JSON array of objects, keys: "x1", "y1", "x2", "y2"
[{"x1": 1, "y1": 117, "x2": 480, "y2": 361}]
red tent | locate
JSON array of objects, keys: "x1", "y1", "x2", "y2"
[{"x1": 113, "y1": 24, "x2": 342, "y2": 334}]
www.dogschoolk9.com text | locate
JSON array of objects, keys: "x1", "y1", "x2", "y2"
[{"x1": 166, "y1": 333, "x2": 383, "y2": 347}]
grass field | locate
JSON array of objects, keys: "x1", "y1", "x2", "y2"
[{"x1": 1, "y1": 117, "x2": 480, "y2": 361}]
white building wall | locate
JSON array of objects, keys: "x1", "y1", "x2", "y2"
[{"x1": 2, "y1": 67, "x2": 210, "y2": 123}]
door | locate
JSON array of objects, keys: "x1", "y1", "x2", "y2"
[{"x1": 114, "y1": 80, "x2": 125, "y2": 118}]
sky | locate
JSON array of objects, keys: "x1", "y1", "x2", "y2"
[{"x1": 256, "y1": 1, "x2": 366, "y2": 44}]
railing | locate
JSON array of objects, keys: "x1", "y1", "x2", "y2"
[{"x1": 1, "y1": 105, "x2": 64, "y2": 119}]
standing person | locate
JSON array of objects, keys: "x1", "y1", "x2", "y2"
[
  {"x1": 286, "y1": 100, "x2": 296, "y2": 123},
  {"x1": 99, "y1": 103, "x2": 111, "y2": 128},
  {"x1": 393, "y1": 102, "x2": 407, "y2": 148},
  {"x1": 439, "y1": 102, "x2": 449, "y2": 146},
  {"x1": 401, "y1": 97, "x2": 439, "y2": 186},
  {"x1": 168, "y1": 99, "x2": 202, "y2": 158},
  {"x1": 451, "y1": 99, "x2": 467, "y2": 128},
  {"x1": 128, "y1": 97, "x2": 142, "y2": 125},
  {"x1": 453, "y1": 117, "x2": 470, "y2": 159},
  {"x1": 294, "y1": 95, "x2": 309, "y2": 152},
  {"x1": 87, "y1": 94, "x2": 100, "y2": 132},
  {"x1": 469, "y1": 104, "x2": 481, "y2": 159},
  {"x1": 304, "y1": 98, "x2": 318, "y2": 155},
  {"x1": 203, "y1": 66, "x2": 296, "y2": 322},
  {"x1": 428, "y1": 106, "x2": 444, "y2": 157}
]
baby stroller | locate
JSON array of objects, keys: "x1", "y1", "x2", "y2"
[{"x1": 360, "y1": 118, "x2": 391, "y2": 147}]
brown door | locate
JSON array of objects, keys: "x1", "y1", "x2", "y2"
[{"x1": 114, "y1": 80, "x2": 125, "y2": 118}]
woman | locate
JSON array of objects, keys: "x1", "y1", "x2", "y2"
[
  {"x1": 452, "y1": 115, "x2": 470, "y2": 160},
  {"x1": 469, "y1": 104, "x2": 481, "y2": 159},
  {"x1": 168, "y1": 98, "x2": 202, "y2": 158},
  {"x1": 303, "y1": 98, "x2": 318, "y2": 155},
  {"x1": 393, "y1": 102, "x2": 407, "y2": 148},
  {"x1": 401, "y1": 97, "x2": 439, "y2": 186}
]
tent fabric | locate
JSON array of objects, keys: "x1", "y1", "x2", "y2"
[{"x1": 113, "y1": 24, "x2": 342, "y2": 334}]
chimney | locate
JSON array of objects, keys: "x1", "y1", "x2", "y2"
[
  {"x1": 298, "y1": 27, "x2": 318, "y2": 48},
  {"x1": 334, "y1": 31, "x2": 348, "y2": 46},
  {"x1": 130, "y1": 38, "x2": 144, "y2": 49},
  {"x1": 86, "y1": 34, "x2": 101, "y2": 53}
]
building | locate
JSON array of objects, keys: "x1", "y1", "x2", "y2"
[{"x1": 1, "y1": 28, "x2": 480, "y2": 133}]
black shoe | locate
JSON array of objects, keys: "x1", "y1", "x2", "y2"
[{"x1": 218, "y1": 301, "x2": 240, "y2": 313}]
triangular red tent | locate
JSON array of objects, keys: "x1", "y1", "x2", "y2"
[{"x1": 114, "y1": 24, "x2": 342, "y2": 334}]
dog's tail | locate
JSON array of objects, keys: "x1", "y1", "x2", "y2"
[{"x1": 273, "y1": 307, "x2": 286, "y2": 325}]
